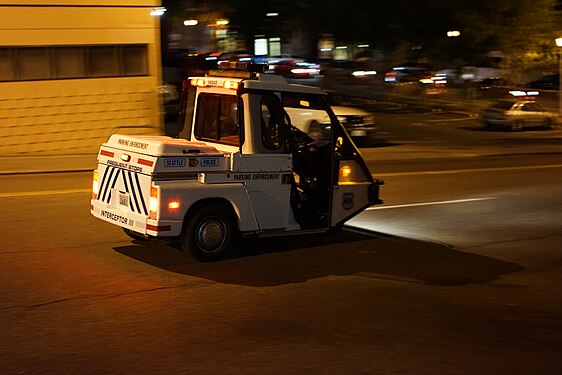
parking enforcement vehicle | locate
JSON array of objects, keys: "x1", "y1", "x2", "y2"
[{"x1": 91, "y1": 63, "x2": 383, "y2": 261}]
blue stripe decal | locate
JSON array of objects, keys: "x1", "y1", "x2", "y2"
[{"x1": 134, "y1": 172, "x2": 148, "y2": 215}]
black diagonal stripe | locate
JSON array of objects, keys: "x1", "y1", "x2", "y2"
[
  {"x1": 97, "y1": 166, "x2": 111, "y2": 201},
  {"x1": 100, "y1": 167, "x2": 116, "y2": 203},
  {"x1": 134, "y1": 172, "x2": 148, "y2": 215},
  {"x1": 121, "y1": 169, "x2": 133, "y2": 212},
  {"x1": 127, "y1": 171, "x2": 142, "y2": 214}
]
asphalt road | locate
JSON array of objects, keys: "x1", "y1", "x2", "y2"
[{"x1": 1, "y1": 109, "x2": 562, "y2": 374}]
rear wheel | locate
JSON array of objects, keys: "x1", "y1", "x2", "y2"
[{"x1": 181, "y1": 203, "x2": 236, "y2": 262}]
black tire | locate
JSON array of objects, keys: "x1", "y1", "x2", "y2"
[
  {"x1": 181, "y1": 203, "x2": 236, "y2": 262},
  {"x1": 123, "y1": 228, "x2": 148, "y2": 241},
  {"x1": 543, "y1": 118, "x2": 554, "y2": 129}
]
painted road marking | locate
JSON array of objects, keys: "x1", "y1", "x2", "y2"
[
  {"x1": 0, "y1": 189, "x2": 90, "y2": 198},
  {"x1": 375, "y1": 163, "x2": 562, "y2": 177},
  {"x1": 366, "y1": 197, "x2": 496, "y2": 210}
]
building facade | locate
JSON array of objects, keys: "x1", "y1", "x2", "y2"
[{"x1": 0, "y1": 0, "x2": 163, "y2": 155}]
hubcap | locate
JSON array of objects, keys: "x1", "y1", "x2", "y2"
[{"x1": 197, "y1": 219, "x2": 225, "y2": 253}]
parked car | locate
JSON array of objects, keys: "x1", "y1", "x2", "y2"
[
  {"x1": 322, "y1": 59, "x2": 377, "y2": 85},
  {"x1": 332, "y1": 106, "x2": 377, "y2": 143},
  {"x1": 266, "y1": 57, "x2": 321, "y2": 78},
  {"x1": 286, "y1": 102, "x2": 377, "y2": 145},
  {"x1": 481, "y1": 99, "x2": 558, "y2": 131},
  {"x1": 384, "y1": 64, "x2": 432, "y2": 83}
]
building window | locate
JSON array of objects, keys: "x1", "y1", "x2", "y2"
[
  {"x1": 89, "y1": 46, "x2": 119, "y2": 77},
  {"x1": 269, "y1": 37, "x2": 281, "y2": 56},
  {"x1": 254, "y1": 38, "x2": 268, "y2": 56},
  {"x1": 54, "y1": 47, "x2": 84, "y2": 79},
  {"x1": 122, "y1": 45, "x2": 148, "y2": 76},
  {"x1": 0, "y1": 44, "x2": 149, "y2": 82},
  {"x1": 18, "y1": 47, "x2": 50, "y2": 80},
  {"x1": 0, "y1": 49, "x2": 14, "y2": 81}
]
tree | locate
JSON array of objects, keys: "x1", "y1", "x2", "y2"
[{"x1": 448, "y1": 0, "x2": 560, "y2": 81}]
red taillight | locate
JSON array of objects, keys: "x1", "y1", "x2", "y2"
[
  {"x1": 149, "y1": 187, "x2": 158, "y2": 220},
  {"x1": 146, "y1": 224, "x2": 171, "y2": 232}
]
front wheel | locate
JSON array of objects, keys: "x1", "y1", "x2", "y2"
[{"x1": 181, "y1": 204, "x2": 236, "y2": 262}]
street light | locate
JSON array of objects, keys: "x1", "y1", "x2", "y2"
[
  {"x1": 447, "y1": 30, "x2": 461, "y2": 37},
  {"x1": 555, "y1": 37, "x2": 562, "y2": 115}
]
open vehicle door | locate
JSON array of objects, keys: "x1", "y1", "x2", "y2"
[{"x1": 281, "y1": 91, "x2": 382, "y2": 230}]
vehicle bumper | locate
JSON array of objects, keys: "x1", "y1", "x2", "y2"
[
  {"x1": 345, "y1": 126, "x2": 378, "y2": 138},
  {"x1": 91, "y1": 200, "x2": 183, "y2": 237}
]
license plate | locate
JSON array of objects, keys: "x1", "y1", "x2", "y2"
[{"x1": 118, "y1": 192, "x2": 129, "y2": 208}]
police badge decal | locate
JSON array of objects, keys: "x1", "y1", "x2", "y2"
[{"x1": 342, "y1": 192, "x2": 354, "y2": 210}]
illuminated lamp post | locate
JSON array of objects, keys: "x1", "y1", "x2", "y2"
[{"x1": 555, "y1": 37, "x2": 562, "y2": 115}]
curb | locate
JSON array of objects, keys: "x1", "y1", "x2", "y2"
[{"x1": 0, "y1": 168, "x2": 93, "y2": 176}]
